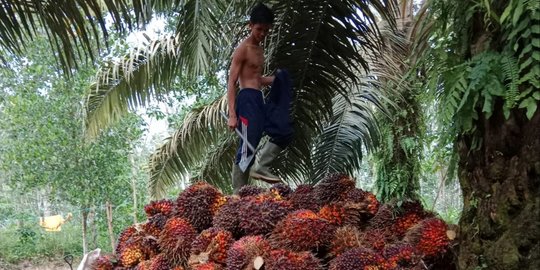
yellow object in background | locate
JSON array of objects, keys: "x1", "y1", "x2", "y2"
[{"x1": 39, "y1": 213, "x2": 73, "y2": 231}]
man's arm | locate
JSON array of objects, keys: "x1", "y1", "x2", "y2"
[
  {"x1": 227, "y1": 46, "x2": 244, "y2": 130},
  {"x1": 261, "y1": 75, "x2": 275, "y2": 86}
]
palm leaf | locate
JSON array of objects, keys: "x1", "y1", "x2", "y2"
[
  {"x1": 85, "y1": 34, "x2": 182, "y2": 139},
  {"x1": 0, "y1": 0, "x2": 151, "y2": 72}
]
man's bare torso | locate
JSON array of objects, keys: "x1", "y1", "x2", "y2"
[{"x1": 238, "y1": 41, "x2": 264, "y2": 90}]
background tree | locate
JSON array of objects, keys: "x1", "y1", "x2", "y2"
[{"x1": 414, "y1": 0, "x2": 540, "y2": 268}]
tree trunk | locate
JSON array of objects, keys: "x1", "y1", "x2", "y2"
[
  {"x1": 130, "y1": 154, "x2": 138, "y2": 224},
  {"x1": 81, "y1": 209, "x2": 88, "y2": 254},
  {"x1": 106, "y1": 201, "x2": 116, "y2": 255},
  {"x1": 457, "y1": 106, "x2": 540, "y2": 269}
]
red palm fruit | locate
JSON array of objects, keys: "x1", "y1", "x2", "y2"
[
  {"x1": 404, "y1": 218, "x2": 450, "y2": 258},
  {"x1": 269, "y1": 210, "x2": 335, "y2": 252},
  {"x1": 143, "y1": 213, "x2": 168, "y2": 238},
  {"x1": 289, "y1": 184, "x2": 320, "y2": 211},
  {"x1": 314, "y1": 173, "x2": 356, "y2": 206},
  {"x1": 194, "y1": 262, "x2": 223, "y2": 270},
  {"x1": 328, "y1": 226, "x2": 362, "y2": 258},
  {"x1": 389, "y1": 200, "x2": 433, "y2": 237},
  {"x1": 226, "y1": 236, "x2": 271, "y2": 270},
  {"x1": 191, "y1": 227, "x2": 234, "y2": 264},
  {"x1": 264, "y1": 249, "x2": 323, "y2": 270},
  {"x1": 212, "y1": 196, "x2": 242, "y2": 238},
  {"x1": 148, "y1": 254, "x2": 172, "y2": 270},
  {"x1": 319, "y1": 202, "x2": 363, "y2": 226},
  {"x1": 144, "y1": 199, "x2": 174, "y2": 218},
  {"x1": 238, "y1": 194, "x2": 291, "y2": 236},
  {"x1": 269, "y1": 183, "x2": 292, "y2": 198},
  {"x1": 383, "y1": 242, "x2": 419, "y2": 270},
  {"x1": 358, "y1": 228, "x2": 390, "y2": 252},
  {"x1": 238, "y1": 185, "x2": 265, "y2": 197},
  {"x1": 158, "y1": 217, "x2": 197, "y2": 265},
  {"x1": 91, "y1": 254, "x2": 115, "y2": 270},
  {"x1": 116, "y1": 225, "x2": 139, "y2": 254},
  {"x1": 135, "y1": 260, "x2": 151, "y2": 270},
  {"x1": 344, "y1": 188, "x2": 381, "y2": 216},
  {"x1": 176, "y1": 182, "x2": 225, "y2": 232},
  {"x1": 120, "y1": 242, "x2": 146, "y2": 267},
  {"x1": 329, "y1": 247, "x2": 386, "y2": 270}
]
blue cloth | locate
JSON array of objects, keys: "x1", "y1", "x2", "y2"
[{"x1": 235, "y1": 69, "x2": 294, "y2": 172}]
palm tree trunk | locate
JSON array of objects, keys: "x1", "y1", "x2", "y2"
[
  {"x1": 457, "y1": 106, "x2": 540, "y2": 269},
  {"x1": 81, "y1": 208, "x2": 88, "y2": 254}
]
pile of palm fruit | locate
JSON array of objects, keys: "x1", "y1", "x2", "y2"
[{"x1": 92, "y1": 173, "x2": 457, "y2": 270}]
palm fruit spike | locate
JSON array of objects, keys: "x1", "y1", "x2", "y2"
[
  {"x1": 143, "y1": 213, "x2": 168, "y2": 238},
  {"x1": 194, "y1": 262, "x2": 223, "y2": 270},
  {"x1": 212, "y1": 196, "x2": 243, "y2": 238},
  {"x1": 144, "y1": 199, "x2": 174, "y2": 218},
  {"x1": 91, "y1": 254, "x2": 115, "y2": 270},
  {"x1": 135, "y1": 260, "x2": 152, "y2": 270},
  {"x1": 344, "y1": 188, "x2": 380, "y2": 217},
  {"x1": 226, "y1": 235, "x2": 271, "y2": 270},
  {"x1": 329, "y1": 247, "x2": 386, "y2": 270},
  {"x1": 264, "y1": 249, "x2": 323, "y2": 270},
  {"x1": 313, "y1": 173, "x2": 356, "y2": 206},
  {"x1": 176, "y1": 182, "x2": 225, "y2": 232},
  {"x1": 392, "y1": 200, "x2": 433, "y2": 237},
  {"x1": 148, "y1": 254, "x2": 172, "y2": 270},
  {"x1": 119, "y1": 242, "x2": 146, "y2": 267},
  {"x1": 158, "y1": 217, "x2": 197, "y2": 266},
  {"x1": 318, "y1": 202, "x2": 363, "y2": 227},
  {"x1": 190, "y1": 227, "x2": 234, "y2": 265},
  {"x1": 404, "y1": 217, "x2": 451, "y2": 259},
  {"x1": 268, "y1": 210, "x2": 335, "y2": 252},
  {"x1": 328, "y1": 226, "x2": 362, "y2": 258},
  {"x1": 383, "y1": 242, "x2": 419, "y2": 270},
  {"x1": 116, "y1": 225, "x2": 139, "y2": 255},
  {"x1": 358, "y1": 228, "x2": 390, "y2": 252},
  {"x1": 269, "y1": 183, "x2": 292, "y2": 198},
  {"x1": 238, "y1": 185, "x2": 265, "y2": 198},
  {"x1": 289, "y1": 184, "x2": 320, "y2": 211},
  {"x1": 238, "y1": 194, "x2": 291, "y2": 236}
]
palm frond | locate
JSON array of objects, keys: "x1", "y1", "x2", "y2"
[
  {"x1": 85, "y1": 34, "x2": 181, "y2": 139},
  {"x1": 309, "y1": 84, "x2": 381, "y2": 184},
  {"x1": 148, "y1": 96, "x2": 227, "y2": 198},
  {"x1": 0, "y1": 0, "x2": 150, "y2": 72}
]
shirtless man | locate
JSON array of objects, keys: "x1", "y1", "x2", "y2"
[{"x1": 227, "y1": 3, "x2": 292, "y2": 193}]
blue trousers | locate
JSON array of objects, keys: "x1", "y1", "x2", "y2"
[{"x1": 235, "y1": 88, "x2": 293, "y2": 172}]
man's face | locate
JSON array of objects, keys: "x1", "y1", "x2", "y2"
[{"x1": 249, "y1": 23, "x2": 272, "y2": 43}]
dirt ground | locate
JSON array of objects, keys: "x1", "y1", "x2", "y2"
[{"x1": 0, "y1": 257, "x2": 80, "y2": 270}]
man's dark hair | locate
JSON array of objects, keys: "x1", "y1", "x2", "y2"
[{"x1": 250, "y1": 3, "x2": 274, "y2": 24}]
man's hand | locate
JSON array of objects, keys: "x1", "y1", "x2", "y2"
[{"x1": 228, "y1": 115, "x2": 238, "y2": 130}]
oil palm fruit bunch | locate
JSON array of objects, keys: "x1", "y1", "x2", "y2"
[
  {"x1": 269, "y1": 210, "x2": 335, "y2": 252},
  {"x1": 404, "y1": 218, "x2": 451, "y2": 258},
  {"x1": 176, "y1": 182, "x2": 226, "y2": 232},
  {"x1": 158, "y1": 217, "x2": 197, "y2": 266},
  {"x1": 238, "y1": 185, "x2": 265, "y2": 198},
  {"x1": 119, "y1": 241, "x2": 146, "y2": 267},
  {"x1": 264, "y1": 249, "x2": 323, "y2": 270},
  {"x1": 237, "y1": 193, "x2": 291, "y2": 236},
  {"x1": 328, "y1": 226, "x2": 362, "y2": 258},
  {"x1": 212, "y1": 196, "x2": 243, "y2": 238},
  {"x1": 90, "y1": 254, "x2": 115, "y2": 270},
  {"x1": 226, "y1": 235, "x2": 271, "y2": 270},
  {"x1": 191, "y1": 227, "x2": 234, "y2": 265},
  {"x1": 318, "y1": 202, "x2": 362, "y2": 227},
  {"x1": 383, "y1": 242, "x2": 419, "y2": 270},
  {"x1": 289, "y1": 184, "x2": 319, "y2": 211},
  {"x1": 329, "y1": 247, "x2": 386, "y2": 270},
  {"x1": 314, "y1": 173, "x2": 356, "y2": 206},
  {"x1": 144, "y1": 199, "x2": 174, "y2": 218}
]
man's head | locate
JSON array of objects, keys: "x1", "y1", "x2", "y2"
[{"x1": 249, "y1": 3, "x2": 273, "y2": 43}]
